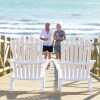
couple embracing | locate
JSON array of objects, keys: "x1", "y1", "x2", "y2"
[{"x1": 40, "y1": 23, "x2": 66, "y2": 60}]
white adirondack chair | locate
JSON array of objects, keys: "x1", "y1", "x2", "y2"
[
  {"x1": 58, "y1": 37, "x2": 95, "y2": 94},
  {"x1": 9, "y1": 36, "x2": 45, "y2": 92}
]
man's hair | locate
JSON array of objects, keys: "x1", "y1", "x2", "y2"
[{"x1": 45, "y1": 23, "x2": 50, "y2": 26}]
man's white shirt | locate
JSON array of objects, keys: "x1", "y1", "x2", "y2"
[{"x1": 40, "y1": 29, "x2": 53, "y2": 46}]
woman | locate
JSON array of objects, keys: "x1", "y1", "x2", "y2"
[{"x1": 53, "y1": 23, "x2": 66, "y2": 59}]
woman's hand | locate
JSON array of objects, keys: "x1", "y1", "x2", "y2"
[
  {"x1": 56, "y1": 36, "x2": 63, "y2": 40},
  {"x1": 56, "y1": 36, "x2": 60, "y2": 40}
]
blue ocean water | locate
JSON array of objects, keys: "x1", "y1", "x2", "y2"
[{"x1": 0, "y1": 0, "x2": 100, "y2": 39}]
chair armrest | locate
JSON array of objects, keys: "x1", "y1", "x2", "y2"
[{"x1": 59, "y1": 60, "x2": 96, "y2": 65}]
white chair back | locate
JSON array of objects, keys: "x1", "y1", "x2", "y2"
[
  {"x1": 11, "y1": 36, "x2": 43, "y2": 79},
  {"x1": 60, "y1": 37, "x2": 92, "y2": 80}
]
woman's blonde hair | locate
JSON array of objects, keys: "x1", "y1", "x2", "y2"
[{"x1": 56, "y1": 23, "x2": 61, "y2": 28}]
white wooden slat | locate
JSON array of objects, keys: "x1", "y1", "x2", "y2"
[
  {"x1": 30, "y1": 36, "x2": 34, "y2": 43},
  {"x1": 74, "y1": 39, "x2": 79, "y2": 63},
  {"x1": 38, "y1": 64, "x2": 41, "y2": 78},
  {"x1": 62, "y1": 65, "x2": 65, "y2": 79},
  {"x1": 32, "y1": 65, "x2": 35, "y2": 78},
  {"x1": 30, "y1": 64, "x2": 33, "y2": 78},
  {"x1": 12, "y1": 41, "x2": 16, "y2": 60},
  {"x1": 64, "y1": 64, "x2": 67, "y2": 79},
  {"x1": 34, "y1": 65, "x2": 37, "y2": 78},
  {"x1": 29, "y1": 64, "x2": 31, "y2": 78},
  {"x1": 65, "y1": 45, "x2": 69, "y2": 62},
  {"x1": 16, "y1": 38, "x2": 20, "y2": 61},
  {"x1": 77, "y1": 65, "x2": 81, "y2": 79},
  {"x1": 26, "y1": 64, "x2": 29, "y2": 78},
  {"x1": 61, "y1": 41, "x2": 65, "y2": 61},
  {"x1": 81, "y1": 65, "x2": 86, "y2": 79},
  {"x1": 85, "y1": 65, "x2": 90, "y2": 78},
  {"x1": 65, "y1": 39, "x2": 69, "y2": 62},
  {"x1": 39, "y1": 43, "x2": 43, "y2": 61},
  {"x1": 78, "y1": 38, "x2": 84, "y2": 62},
  {"x1": 22, "y1": 64, "x2": 25, "y2": 78},
  {"x1": 20, "y1": 36, "x2": 25, "y2": 61},
  {"x1": 67, "y1": 65, "x2": 70, "y2": 79},
  {"x1": 18, "y1": 64, "x2": 21, "y2": 78},
  {"x1": 34, "y1": 39, "x2": 38, "y2": 61},
  {"x1": 70, "y1": 38, "x2": 75, "y2": 62},
  {"x1": 30, "y1": 43, "x2": 34, "y2": 61},
  {"x1": 21, "y1": 44, "x2": 25, "y2": 61},
  {"x1": 13, "y1": 64, "x2": 17, "y2": 77},
  {"x1": 73, "y1": 65, "x2": 77, "y2": 79},
  {"x1": 25, "y1": 38, "x2": 29, "y2": 61},
  {"x1": 83, "y1": 40, "x2": 88, "y2": 62},
  {"x1": 87, "y1": 45, "x2": 92, "y2": 62},
  {"x1": 70, "y1": 65, "x2": 73, "y2": 79},
  {"x1": 30, "y1": 37, "x2": 34, "y2": 61},
  {"x1": 65, "y1": 64, "x2": 69, "y2": 79},
  {"x1": 28, "y1": 36, "x2": 31, "y2": 61}
]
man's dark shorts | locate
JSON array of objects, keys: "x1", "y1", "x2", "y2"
[{"x1": 43, "y1": 45, "x2": 53, "y2": 52}]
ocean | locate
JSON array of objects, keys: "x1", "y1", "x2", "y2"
[{"x1": 0, "y1": 0, "x2": 100, "y2": 39}]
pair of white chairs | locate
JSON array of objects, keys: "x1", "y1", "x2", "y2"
[
  {"x1": 54, "y1": 37, "x2": 95, "y2": 94},
  {"x1": 9, "y1": 36, "x2": 95, "y2": 94}
]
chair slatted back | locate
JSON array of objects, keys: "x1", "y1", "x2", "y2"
[
  {"x1": 60, "y1": 37, "x2": 92, "y2": 79},
  {"x1": 11, "y1": 36, "x2": 43, "y2": 79}
]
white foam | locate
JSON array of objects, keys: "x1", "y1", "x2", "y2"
[{"x1": 0, "y1": 20, "x2": 100, "y2": 39}]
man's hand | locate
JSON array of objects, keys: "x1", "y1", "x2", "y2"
[
  {"x1": 40, "y1": 37, "x2": 48, "y2": 41},
  {"x1": 43, "y1": 38, "x2": 48, "y2": 41}
]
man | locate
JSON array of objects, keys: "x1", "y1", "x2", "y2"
[{"x1": 40, "y1": 23, "x2": 53, "y2": 59}]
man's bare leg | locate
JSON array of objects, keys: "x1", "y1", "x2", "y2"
[
  {"x1": 44, "y1": 51, "x2": 47, "y2": 59},
  {"x1": 46, "y1": 52, "x2": 51, "y2": 69}
]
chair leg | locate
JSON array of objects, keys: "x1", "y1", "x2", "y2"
[
  {"x1": 42, "y1": 78, "x2": 45, "y2": 91},
  {"x1": 43, "y1": 73, "x2": 45, "y2": 89},
  {"x1": 58, "y1": 79, "x2": 61, "y2": 93},
  {"x1": 88, "y1": 78, "x2": 92, "y2": 95},
  {"x1": 43, "y1": 78, "x2": 45, "y2": 89},
  {"x1": 10, "y1": 78, "x2": 14, "y2": 93},
  {"x1": 40, "y1": 79, "x2": 44, "y2": 92},
  {"x1": 58, "y1": 78, "x2": 60, "y2": 90},
  {"x1": 40, "y1": 80, "x2": 42, "y2": 92},
  {"x1": 59, "y1": 81, "x2": 62, "y2": 93}
]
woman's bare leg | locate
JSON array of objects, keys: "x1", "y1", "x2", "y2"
[
  {"x1": 59, "y1": 54, "x2": 61, "y2": 59},
  {"x1": 56, "y1": 54, "x2": 59, "y2": 59},
  {"x1": 48, "y1": 52, "x2": 51, "y2": 59},
  {"x1": 56, "y1": 54, "x2": 61, "y2": 59}
]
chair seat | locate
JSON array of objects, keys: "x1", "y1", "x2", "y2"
[
  {"x1": 59, "y1": 70, "x2": 91, "y2": 80},
  {"x1": 57, "y1": 37, "x2": 96, "y2": 94},
  {"x1": 11, "y1": 76, "x2": 44, "y2": 80},
  {"x1": 9, "y1": 36, "x2": 45, "y2": 93},
  {"x1": 9, "y1": 59, "x2": 45, "y2": 64},
  {"x1": 59, "y1": 60, "x2": 96, "y2": 65}
]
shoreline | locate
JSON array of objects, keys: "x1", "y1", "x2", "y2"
[{"x1": 0, "y1": 19, "x2": 100, "y2": 39}]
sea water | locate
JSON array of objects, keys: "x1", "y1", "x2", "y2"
[{"x1": 0, "y1": 0, "x2": 100, "y2": 39}]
